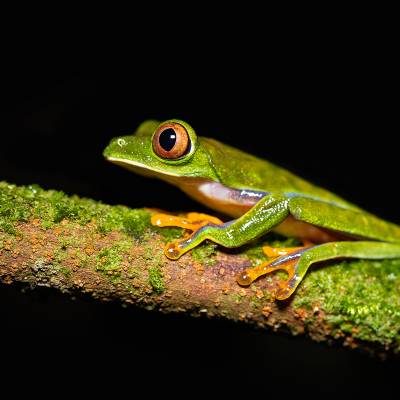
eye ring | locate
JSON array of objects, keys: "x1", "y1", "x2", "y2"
[{"x1": 152, "y1": 122, "x2": 190, "y2": 159}]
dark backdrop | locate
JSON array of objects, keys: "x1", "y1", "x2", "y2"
[{"x1": 1, "y1": 51, "x2": 399, "y2": 394}]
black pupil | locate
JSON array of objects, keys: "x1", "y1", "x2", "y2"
[{"x1": 159, "y1": 128, "x2": 177, "y2": 151}]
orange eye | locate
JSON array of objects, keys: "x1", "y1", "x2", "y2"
[{"x1": 152, "y1": 122, "x2": 190, "y2": 159}]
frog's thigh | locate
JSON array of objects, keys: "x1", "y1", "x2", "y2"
[
  {"x1": 164, "y1": 194, "x2": 289, "y2": 259},
  {"x1": 288, "y1": 197, "x2": 398, "y2": 241}
]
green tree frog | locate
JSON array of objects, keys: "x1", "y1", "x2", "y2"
[{"x1": 103, "y1": 119, "x2": 400, "y2": 300}]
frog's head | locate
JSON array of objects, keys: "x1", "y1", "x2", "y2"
[{"x1": 103, "y1": 119, "x2": 219, "y2": 185}]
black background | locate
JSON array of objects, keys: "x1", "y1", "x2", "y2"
[{"x1": 1, "y1": 36, "x2": 399, "y2": 395}]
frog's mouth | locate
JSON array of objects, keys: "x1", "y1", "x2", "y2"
[{"x1": 106, "y1": 157, "x2": 180, "y2": 180}]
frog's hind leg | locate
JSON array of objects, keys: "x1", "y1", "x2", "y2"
[{"x1": 237, "y1": 241, "x2": 400, "y2": 300}]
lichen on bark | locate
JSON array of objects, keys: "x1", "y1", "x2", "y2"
[{"x1": 1, "y1": 181, "x2": 400, "y2": 356}]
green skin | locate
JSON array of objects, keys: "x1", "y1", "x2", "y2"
[{"x1": 103, "y1": 119, "x2": 400, "y2": 300}]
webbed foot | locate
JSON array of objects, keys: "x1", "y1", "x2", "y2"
[
  {"x1": 236, "y1": 242, "x2": 313, "y2": 300},
  {"x1": 151, "y1": 212, "x2": 223, "y2": 259}
]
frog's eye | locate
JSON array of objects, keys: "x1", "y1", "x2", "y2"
[{"x1": 153, "y1": 122, "x2": 190, "y2": 159}]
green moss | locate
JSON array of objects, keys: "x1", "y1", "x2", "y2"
[
  {"x1": 96, "y1": 240, "x2": 132, "y2": 274},
  {"x1": 76, "y1": 250, "x2": 91, "y2": 269},
  {"x1": 57, "y1": 235, "x2": 81, "y2": 250},
  {"x1": 0, "y1": 181, "x2": 187, "y2": 244},
  {"x1": 97, "y1": 247, "x2": 121, "y2": 272},
  {"x1": 0, "y1": 221, "x2": 17, "y2": 235},
  {"x1": 249, "y1": 295, "x2": 263, "y2": 309},
  {"x1": 0, "y1": 183, "x2": 35, "y2": 234},
  {"x1": 148, "y1": 266, "x2": 165, "y2": 293},
  {"x1": 121, "y1": 209, "x2": 151, "y2": 239},
  {"x1": 230, "y1": 293, "x2": 243, "y2": 303},
  {"x1": 293, "y1": 258, "x2": 400, "y2": 349},
  {"x1": 191, "y1": 241, "x2": 217, "y2": 266},
  {"x1": 50, "y1": 246, "x2": 70, "y2": 274},
  {"x1": 155, "y1": 226, "x2": 184, "y2": 242},
  {"x1": 0, "y1": 181, "x2": 160, "y2": 239},
  {"x1": 243, "y1": 245, "x2": 268, "y2": 263},
  {"x1": 59, "y1": 267, "x2": 72, "y2": 278},
  {"x1": 96, "y1": 207, "x2": 151, "y2": 239}
]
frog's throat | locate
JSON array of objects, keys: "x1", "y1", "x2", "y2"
[
  {"x1": 176, "y1": 179, "x2": 267, "y2": 218},
  {"x1": 107, "y1": 156, "x2": 265, "y2": 216}
]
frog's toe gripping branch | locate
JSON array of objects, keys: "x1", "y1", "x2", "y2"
[
  {"x1": 151, "y1": 212, "x2": 224, "y2": 259},
  {"x1": 237, "y1": 248, "x2": 308, "y2": 300},
  {"x1": 163, "y1": 222, "x2": 231, "y2": 259}
]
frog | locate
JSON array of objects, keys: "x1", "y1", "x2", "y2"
[{"x1": 103, "y1": 119, "x2": 400, "y2": 300}]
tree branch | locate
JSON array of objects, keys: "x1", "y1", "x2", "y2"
[{"x1": 1, "y1": 181, "x2": 399, "y2": 356}]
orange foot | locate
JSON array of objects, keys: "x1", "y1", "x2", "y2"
[
  {"x1": 151, "y1": 212, "x2": 224, "y2": 258},
  {"x1": 151, "y1": 212, "x2": 223, "y2": 231},
  {"x1": 262, "y1": 240, "x2": 313, "y2": 258},
  {"x1": 236, "y1": 241, "x2": 314, "y2": 300}
]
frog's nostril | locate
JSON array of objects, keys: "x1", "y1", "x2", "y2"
[{"x1": 117, "y1": 138, "x2": 127, "y2": 147}]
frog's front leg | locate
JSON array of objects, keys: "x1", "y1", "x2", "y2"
[{"x1": 152, "y1": 194, "x2": 289, "y2": 259}]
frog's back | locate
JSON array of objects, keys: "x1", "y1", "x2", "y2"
[{"x1": 201, "y1": 137, "x2": 360, "y2": 210}]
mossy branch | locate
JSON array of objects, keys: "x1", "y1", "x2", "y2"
[{"x1": 1, "y1": 181, "x2": 400, "y2": 356}]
